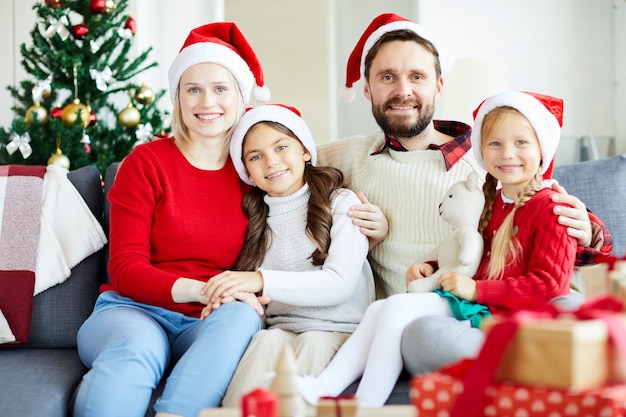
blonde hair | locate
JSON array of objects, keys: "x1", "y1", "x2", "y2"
[
  {"x1": 170, "y1": 68, "x2": 244, "y2": 144},
  {"x1": 478, "y1": 106, "x2": 543, "y2": 280}
]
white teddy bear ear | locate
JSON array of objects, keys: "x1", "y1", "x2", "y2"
[{"x1": 466, "y1": 172, "x2": 481, "y2": 190}]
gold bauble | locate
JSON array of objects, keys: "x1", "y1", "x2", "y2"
[
  {"x1": 134, "y1": 82, "x2": 155, "y2": 105},
  {"x1": 61, "y1": 99, "x2": 90, "y2": 127},
  {"x1": 105, "y1": 0, "x2": 116, "y2": 14},
  {"x1": 48, "y1": 148, "x2": 70, "y2": 170},
  {"x1": 25, "y1": 102, "x2": 48, "y2": 126},
  {"x1": 118, "y1": 104, "x2": 141, "y2": 128}
]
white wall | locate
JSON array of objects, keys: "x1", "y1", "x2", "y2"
[{"x1": 2, "y1": 0, "x2": 624, "y2": 159}]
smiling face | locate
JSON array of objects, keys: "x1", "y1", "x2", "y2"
[
  {"x1": 481, "y1": 109, "x2": 542, "y2": 198},
  {"x1": 364, "y1": 40, "x2": 442, "y2": 141},
  {"x1": 178, "y1": 62, "x2": 240, "y2": 142},
  {"x1": 243, "y1": 122, "x2": 311, "y2": 197}
]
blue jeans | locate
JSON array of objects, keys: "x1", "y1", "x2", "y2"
[{"x1": 74, "y1": 291, "x2": 260, "y2": 417}]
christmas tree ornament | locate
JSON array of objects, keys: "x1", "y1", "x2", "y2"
[
  {"x1": 32, "y1": 77, "x2": 52, "y2": 101},
  {"x1": 90, "y1": 66, "x2": 115, "y2": 92},
  {"x1": 45, "y1": 0, "x2": 62, "y2": 8},
  {"x1": 105, "y1": 0, "x2": 117, "y2": 14},
  {"x1": 62, "y1": 99, "x2": 90, "y2": 127},
  {"x1": 50, "y1": 104, "x2": 63, "y2": 119},
  {"x1": 89, "y1": 0, "x2": 107, "y2": 14},
  {"x1": 71, "y1": 24, "x2": 89, "y2": 40},
  {"x1": 89, "y1": 112, "x2": 98, "y2": 126},
  {"x1": 118, "y1": 102, "x2": 140, "y2": 128},
  {"x1": 25, "y1": 102, "x2": 48, "y2": 126},
  {"x1": 118, "y1": 89, "x2": 141, "y2": 128},
  {"x1": 269, "y1": 346, "x2": 306, "y2": 417},
  {"x1": 46, "y1": 16, "x2": 71, "y2": 41},
  {"x1": 6, "y1": 132, "x2": 33, "y2": 159},
  {"x1": 134, "y1": 122, "x2": 153, "y2": 147},
  {"x1": 125, "y1": 15, "x2": 136, "y2": 35},
  {"x1": 134, "y1": 82, "x2": 154, "y2": 105},
  {"x1": 48, "y1": 142, "x2": 70, "y2": 170}
]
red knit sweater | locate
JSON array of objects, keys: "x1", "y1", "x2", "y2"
[
  {"x1": 475, "y1": 188, "x2": 577, "y2": 315},
  {"x1": 103, "y1": 138, "x2": 250, "y2": 317}
]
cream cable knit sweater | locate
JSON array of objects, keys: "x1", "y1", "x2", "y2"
[
  {"x1": 317, "y1": 131, "x2": 483, "y2": 298},
  {"x1": 261, "y1": 184, "x2": 375, "y2": 333}
]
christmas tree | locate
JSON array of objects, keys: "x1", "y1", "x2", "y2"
[{"x1": 0, "y1": 0, "x2": 169, "y2": 176}]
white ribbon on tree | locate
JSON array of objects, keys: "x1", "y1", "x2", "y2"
[
  {"x1": 6, "y1": 132, "x2": 33, "y2": 159},
  {"x1": 45, "y1": 16, "x2": 70, "y2": 41},
  {"x1": 117, "y1": 27, "x2": 133, "y2": 39},
  {"x1": 32, "y1": 76, "x2": 52, "y2": 102},
  {"x1": 90, "y1": 67, "x2": 115, "y2": 92},
  {"x1": 134, "y1": 123, "x2": 153, "y2": 147}
]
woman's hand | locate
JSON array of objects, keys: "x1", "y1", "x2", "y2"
[
  {"x1": 200, "y1": 292, "x2": 270, "y2": 320},
  {"x1": 551, "y1": 182, "x2": 592, "y2": 247},
  {"x1": 200, "y1": 270, "x2": 264, "y2": 305},
  {"x1": 405, "y1": 262, "x2": 435, "y2": 288},
  {"x1": 439, "y1": 272, "x2": 477, "y2": 302},
  {"x1": 348, "y1": 192, "x2": 389, "y2": 250}
]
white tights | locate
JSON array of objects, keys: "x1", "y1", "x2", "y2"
[{"x1": 311, "y1": 292, "x2": 455, "y2": 407}]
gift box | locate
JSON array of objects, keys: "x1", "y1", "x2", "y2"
[
  {"x1": 316, "y1": 395, "x2": 357, "y2": 417},
  {"x1": 411, "y1": 366, "x2": 626, "y2": 417},
  {"x1": 482, "y1": 317, "x2": 612, "y2": 390}
]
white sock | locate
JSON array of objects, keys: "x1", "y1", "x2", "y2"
[{"x1": 297, "y1": 375, "x2": 330, "y2": 405}]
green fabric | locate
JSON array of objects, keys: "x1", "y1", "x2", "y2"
[{"x1": 434, "y1": 289, "x2": 491, "y2": 328}]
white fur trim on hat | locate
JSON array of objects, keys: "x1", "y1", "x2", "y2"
[
  {"x1": 471, "y1": 91, "x2": 561, "y2": 175},
  {"x1": 230, "y1": 105, "x2": 317, "y2": 186},
  {"x1": 168, "y1": 42, "x2": 255, "y2": 105}
]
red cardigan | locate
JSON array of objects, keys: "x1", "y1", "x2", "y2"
[
  {"x1": 104, "y1": 138, "x2": 250, "y2": 317},
  {"x1": 475, "y1": 188, "x2": 577, "y2": 314}
]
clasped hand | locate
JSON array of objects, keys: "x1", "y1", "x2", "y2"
[{"x1": 199, "y1": 270, "x2": 268, "y2": 319}]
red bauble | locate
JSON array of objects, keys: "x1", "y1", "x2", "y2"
[
  {"x1": 45, "y1": 0, "x2": 62, "y2": 8},
  {"x1": 50, "y1": 106, "x2": 63, "y2": 119},
  {"x1": 125, "y1": 15, "x2": 136, "y2": 35},
  {"x1": 71, "y1": 24, "x2": 89, "y2": 40},
  {"x1": 89, "y1": 0, "x2": 107, "y2": 14},
  {"x1": 89, "y1": 112, "x2": 98, "y2": 126}
]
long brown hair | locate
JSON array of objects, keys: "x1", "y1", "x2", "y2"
[
  {"x1": 478, "y1": 107, "x2": 543, "y2": 280},
  {"x1": 235, "y1": 122, "x2": 345, "y2": 271}
]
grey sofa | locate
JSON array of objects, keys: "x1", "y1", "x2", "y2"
[{"x1": 1, "y1": 153, "x2": 625, "y2": 416}]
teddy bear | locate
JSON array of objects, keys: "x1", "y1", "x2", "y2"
[{"x1": 408, "y1": 171, "x2": 485, "y2": 293}]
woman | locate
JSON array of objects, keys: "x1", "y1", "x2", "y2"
[{"x1": 74, "y1": 22, "x2": 269, "y2": 417}]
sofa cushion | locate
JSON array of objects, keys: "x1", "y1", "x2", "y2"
[
  {"x1": 553, "y1": 153, "x2": 626, "y2": 256},
  {"x1": 0, "y1": 348, "x2": 86, "y2": 416},
  {"x1": 27, "y1": 165, "x2": 106, "y2": 348}
]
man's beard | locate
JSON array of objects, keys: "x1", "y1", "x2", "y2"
[{"x1": 371, "y1": 98, "x2": 434, "y2": 140}]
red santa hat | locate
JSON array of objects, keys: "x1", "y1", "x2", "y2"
[
  {"x1": 340, "y1": 13, "x2": 439, "y2": 102},
  {"x1": 230, "y1": 104, "x2": 317, "y2": 186},
  {"x1": 168, "y1": 22, "x2": 270, "y2": 105},
  {"x1": 471, "y1": 91, "x2": 564, "y2": 177}
]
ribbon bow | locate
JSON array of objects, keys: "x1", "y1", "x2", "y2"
[
  {"x1": 90, "y1": 67, "x2": 115, "y2": 92},
  {"x1": 32, "y1": 77, "x2": 52, "y2": 102},
  {"x1": 45, "y1": 16, "x2": 70, "y2": 41},
  {"x1": 134, "y1": 123, "x2": 153, "y2": 147},
  {"x1": 117, "y1": 27, "x2": 133, "y2": 39},
  {"x1": 6, "y1": 132, "x2": 33, "y2": 159}
]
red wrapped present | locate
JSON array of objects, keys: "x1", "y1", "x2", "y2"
[{"x1": 412, "y1": 295, "x2": 626, "y2": 417}]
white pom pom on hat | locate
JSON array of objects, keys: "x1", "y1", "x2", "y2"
[
  {"x1": 340, "y1": 13, "x2": 439, "y2": 103},
  {"x1": 168, "y1": 22, "x2": 270, "y2": 105},
  {"x1": 471, "y1": 91, "x2": 564, "y2": 177},
  {"x1": 230, "y1": 104, "x2": 317, "y2": 186}
]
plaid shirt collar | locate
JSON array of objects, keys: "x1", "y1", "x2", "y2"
[{"x1": 371, "y1": 120, "x2": 472, "y2": 171}]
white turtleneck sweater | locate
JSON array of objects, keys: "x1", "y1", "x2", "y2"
[
  {"x1": 260, "y1": 184, "x2": 375, "y2": 334},
  {"x1": 317, "y1": 131, "x2": 483, "y2": 298}
]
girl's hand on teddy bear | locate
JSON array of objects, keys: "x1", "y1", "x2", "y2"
[
  {"x1": 405, "y1": 262, "x2": 435, "y2": 287},
  {"x1": 438, "y1": 272, "x2": 478, "y2": 302}
]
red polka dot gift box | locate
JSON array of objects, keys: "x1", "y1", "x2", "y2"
[{"x1": 410, "y1": 359, "x2": 626, "y2": 417}]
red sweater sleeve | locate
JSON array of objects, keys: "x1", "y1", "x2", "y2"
[
  {"x1": 106, "y1": 139, "x2": 249, "y2": 316},
  {"x1": 476, "y1": 190, "x2": 577, "y2": 313}
]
